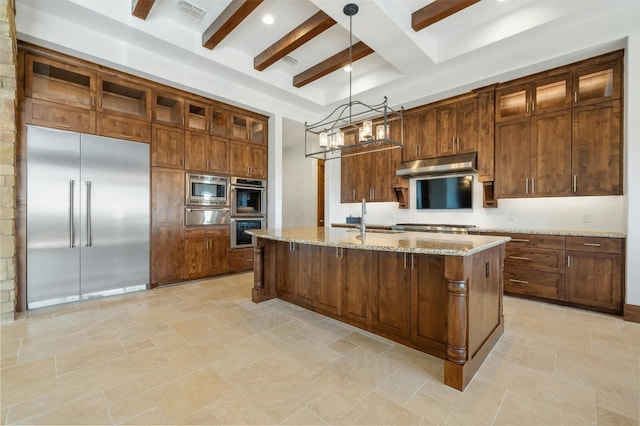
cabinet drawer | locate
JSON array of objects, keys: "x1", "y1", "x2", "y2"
[
  {"x1": 25, "y1": 98, "x2": 96, "y2": 134},
  {"x1": 565, "y1": 236, "x2": 623, "y2": 254},
  {"x1": 98, "y1": 113, "x2": 151, "y2": 143},
  {"x1": 504, "y1": 270, "x2": 564, "y2": 300},
  {"x1": 184, "y1": 225, "x2": 229, "y2": 239},
  {"x1": 485, "y1": 232, "x2": 565, "y2": 250},
  {"x1": 230, "y1": 248, "x2": 254, "y2": 272},
  {"x1": 504, "y1": 247, "x2": 565, "y2": 273}
]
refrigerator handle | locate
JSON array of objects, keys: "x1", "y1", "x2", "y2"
[
  {"x1": 86, "y1": 181, "x2": 92, "y2": 247},
  {"x1": 69, "y1": 180, "x2": 75, "y2": 248}
]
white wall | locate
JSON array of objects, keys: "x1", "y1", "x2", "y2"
[{"x1": 281, "y1": 118, "x2": 318, "y2": 228}]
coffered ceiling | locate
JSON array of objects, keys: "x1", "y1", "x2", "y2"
[{"x1": 15, "y1": 0, "x2": 640, "y2": 120}]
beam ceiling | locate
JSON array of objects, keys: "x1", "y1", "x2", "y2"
[
  {"x1": 412, "y1": 0, "x2": 480, "y2": 32},
  {"x1": 202, "y1": 0, "x2": 264, "y2": 50},
  {"x1": 131, "y1": 0, "x2": 156, "y2": 20},
  {"x1": 293, "y1": 41, "x2": 373, "y2": 88},
  {"x1": 254, "y1": 10, "x2": 336, "y2": 71}
]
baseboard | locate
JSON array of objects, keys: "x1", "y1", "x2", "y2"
[{"x1": 623, "y1": 304, "x2": 640, "y2": 323}]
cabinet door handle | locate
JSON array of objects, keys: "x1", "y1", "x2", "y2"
[
  {"x1": 573, "y1": 175, "x2": 577, "y2": 193},
  {"x1": 511, "y1": 239, "x2": 530, "y2": 242},
  {"x1": 531, "y1": 177, "x2": 535, "y2": 194},
  {"x1": 457, "y1": 137, "x2": 460, "y2": 152},
  {"x1": 574, "y1": 92, "x2": 577, "y2": 103},
  {"x1": 583, "y1": 243, "x2": 601, "y2": 247},
  {"x1": 509, "y1": 256, "x2": 530, "y2": 261},
  {"x1": 567, "y1": 255, "x2": 571, "y2": 267},
  {"x1": 525, "y1": 178, "x2": 529, "y2": 194},
  {"x1": 336, "y1": 247, "x2": 340, "y2": 259},
  {"x1": 509, "y1": 279, "x2": 529, "y2": 284},
  {"x1": 526, "y1": 102, "x2": 529, "y2": 113},
  {"x1": 404, "y1": 253, "x2": 407, "y2": 269},
  {"x1": 411, "y1": 254, "x2": 414, "y2": 271},
  {"x1": 532, "y1": 101, "x2": 535, "y2": 112}
]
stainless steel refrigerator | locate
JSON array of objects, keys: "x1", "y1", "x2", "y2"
[{"x1": 27, "y1": 125, "x2": 150, "y2": 309}]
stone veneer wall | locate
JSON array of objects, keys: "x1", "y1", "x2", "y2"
[{"x1": 0, "y1": 0, "x2": 16, "y2": 322}]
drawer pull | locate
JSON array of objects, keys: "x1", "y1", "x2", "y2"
[
  {"x1": 583, "y1": 243, "x2": 601, "y2": 247},
  {"x1": 509, "y1": 256, "x2": 530, "y2": 261},
  {"x1": 511, "y1": 239, "x2": 530, "y2": 243},
  {"x1": 508, "y1": 279, "x2": 529, "y2": 284}
]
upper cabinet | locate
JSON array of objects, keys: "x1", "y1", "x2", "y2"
[
  {"x1": 153, "y1": 90, "x2": 184, "y2": 127},
  {"x1": 436, "y1": 96, "x2": 478, "y2": 156},
  {"x1": 185, "y1": 99, "x2": 230, "y2": 137},
  {"x1": 402, "y1": 107, "x2": 436, "y2": 162},
  {"x1": 97, "y1": 74, "x2": 151, "y2": 120},
  {"x1": 231, "y1": 112, "x2": 266, "y2": 144},
  {"x1": 573, "y1": 60, "x2": 622, "y2": 107},
  {"x1": 496, "y1": 74, "x2": 571, "y2": 122}
]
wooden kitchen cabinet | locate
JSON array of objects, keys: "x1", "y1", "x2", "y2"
[
  {"x1": 573, "y1": 59, "x2": 622, "y2": 107},
  {"x1": 97, "y1": 74, "x2": 151, "y2": 121},
  {"x1": 340, "y1": 150, "x2": 395, "y2": 203},
  {"x1": 373, "y1": 251, "x2": 411, "y2": 339},
  {"x1": 565, "y1": 236, "x2": 623, "y2": 313},
  {"x1": 185, "y1": 132, "x2": 230, "y2": 174},
  {"x1": 183, "y1": 226, "x2": 230, "y2": 280},
  {"x1": 495, "y1": 109, "x2": 572, "y2": 198},
  {"x1": 185, "y1": 99, "x2": 230, "y2": 137},
  {"x1": 411, "y1": 254, "x2": 448, "y2": 350},
  {"x1": 153, "y1": 90, "x2": 184, "y2": 127},
  {"x1": 436, "y1": 95, "x2": 478, "y2": 156},
  {"x1": 476, "y1": 87, "x2": 496, "y2": 182},
  {"x1": 229, "y1": 248, "x2": 254, "y2": 273},
  {"x1": 231, "y1": 112, "x2": 266, "y2": 144},
  {"x1": 230, "y1": 141, "x2": 266, "y2": 179},
  {"x1": 571, "y1": 101, "x2": 622, "y2": 196},
  {"x1": 275, "y1": 241, "x2": 319, "y2": 305},
  {"x1": 152, "y1": 124, "x2": 184, "y2": 168},
  {"x1": 317, "y1": 246, "x2": 344, "y2": 316},
  {"x1": 343, "y1": 249, "x2": 374, "y2": 327},
  {"x1": 496, "y1": 74, "x2": 571, "y2": 122},
  {"x1": 402, "y1": 107, "x2": 437, "y2": 161},
  {"x1": 151, "y1": 167, "x2": 184, "y2": 285},
  {"x1": 485, "y1": 233, "x2": 566, "y2": 301},
  {"x1": 97, "y1": 113, "x2": 151, "y2": 143},
  {"x1": 24, "y1": 54, "x2": 97, "y2": 132}
]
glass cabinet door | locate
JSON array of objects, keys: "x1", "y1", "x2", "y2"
[
  {"x1": 210, "y1": 107, "x2": 229, "y2": 136},
  {"x1": 532, "y1": 74, "x2": 571, "y2": 115},
  {"x1": 153, "y1": 91, "x2": 184, "y2": 126},
  {"x1": 573, "y1": 61, "x2": 622, "y2": 106},
  {"x1": 231, "y1": 113, "x2": 266, "y2": 143},
  {"x1": 26, "y1": 55, "x2": 96, "y2": 110},
  {"x1": 496, "y1": 84, "x2": 529, "y2": 122},
  {"x1": 185, "y1": 99, "x2": 208, "y2": 132},
  {"x1": 98, "y1": 76, "x2": 150, "y2": 120}
]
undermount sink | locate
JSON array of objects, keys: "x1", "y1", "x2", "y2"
[{"x1": 347, "y1": 229, "x2": 405, "y2": 234}]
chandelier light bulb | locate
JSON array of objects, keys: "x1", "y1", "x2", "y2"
[
  {"x1": 362, "y1": 120, "x2": 373, "y2": 139},
  {"x1": 319, "y1": 132, "x2": 328, "y2": 147},
  {"x1": 336, "y1": 131, "x2": 345, "y2": 146},
  {"x1": 376, "y1": 124, "x2": 387, "y2": 140}
]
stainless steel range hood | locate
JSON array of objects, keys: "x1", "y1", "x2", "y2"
[{"x1": 396, "y1": 152, "x2": 477, "y2": 178}]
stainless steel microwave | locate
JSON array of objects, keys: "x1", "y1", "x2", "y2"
[{"x1": 185, "y1": 173, "x2": 229, "y2": 206}]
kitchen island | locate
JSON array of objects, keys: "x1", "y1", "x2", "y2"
[{"x1": 248, "y1": 227, "x2": 510, "y2": 391}]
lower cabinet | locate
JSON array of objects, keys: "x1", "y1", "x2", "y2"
[
  {"x1": 482, "y1": 232, "x2": 624, "y2": 314},
  {"x1": 373, "y1": 251, "x2": 411, "y2": 338},
  {"x1": 566, "y1": 236, "x2": 623, "y2": 312},
  {"x1": 343, "y1": 249, "x2": 374, "y2": 326},
  {"x1": 411, "y1": 255, "x2": 447, "y2": 348},
  {"x1": 229, "y1": 248, "x2": 254, "y2": 273},
  {"x1": 151, "y1": 224, "x2": 183, "y2": 285},
  {"x1": 183, "y1": 226, "x2": 230, "y2": 280}
]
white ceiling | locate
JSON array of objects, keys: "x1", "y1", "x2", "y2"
[{"x1": 14, "y1": 0, "x2": 640, "y2": 121}]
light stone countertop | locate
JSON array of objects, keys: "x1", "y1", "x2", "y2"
[{"x1": 248, "y1": 227, "x2": 510, "y2": 256}]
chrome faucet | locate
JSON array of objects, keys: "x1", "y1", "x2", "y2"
[{"x1": 361, "y1": 198, "x2": 367, "y2": 237}]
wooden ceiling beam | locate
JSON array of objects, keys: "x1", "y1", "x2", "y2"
[
  {"x1": 254, "y1": 11, "x2": 336, "y2": 72},
  {"x1": 293, "y1": 41, "x2": 374, "y2": 88},
  {"x1": 131, "y1": 0, "x2": 156, "y2": 20},
  {"x1": 412, "y1": 0, "x2": 480, "y2": 31},
  {"x1": 203, "y1": 0, "x2": 264, "y2": 50}
]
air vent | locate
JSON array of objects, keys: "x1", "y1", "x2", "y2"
[
  {"x1": 282, "y1": 55, "x2": 298, "y2": 65},
  {"x1": 177, "y1": 0, "x2": 206, "y2": 19}
]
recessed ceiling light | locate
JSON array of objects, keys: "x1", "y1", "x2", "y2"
[
  {"x1": 343, "y1": 65, "x2": 352, "y2": 72},
  {"x1": 262, "y1": 14, "x2": 274, "y2": 25}
]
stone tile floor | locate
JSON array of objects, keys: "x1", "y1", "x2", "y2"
[{"x1": 1, "y1": 272, "x2": 639, "y2": 425}]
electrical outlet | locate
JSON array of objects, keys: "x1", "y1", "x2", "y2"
[{"x1": 582, "y1": 213, "x2": 592, "y2": 223}]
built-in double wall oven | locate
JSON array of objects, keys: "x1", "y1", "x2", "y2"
[
  {"x1": 230, "y1": 177, "x2": 266, "y2": 249},
  {"x1": 184, "y1": 173, "x2": 230, "y2": 226}
]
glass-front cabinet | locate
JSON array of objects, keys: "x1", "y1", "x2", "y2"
[
  {"x1": 573, "y1": 60, "x2": 622, "y2": 106},
  {"x1": 231, "y1": 112, "x2": 266, "y2": 144},
  {"x1": 496, "y1": 74, "x2": 571, "y2": 122},
  {"x1": 26, "y1": 54, "x2": 96, "y2": 109},
  {"x1": 98, "y1": 75, "x2": 151, "y2": 120},
  {"x1": 153, "y1": 90, "x2": 184, "y2": 126}
]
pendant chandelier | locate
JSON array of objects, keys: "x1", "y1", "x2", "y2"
[{"x1": 304, "y1": 3, "x2": 403, "y2": 160}]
